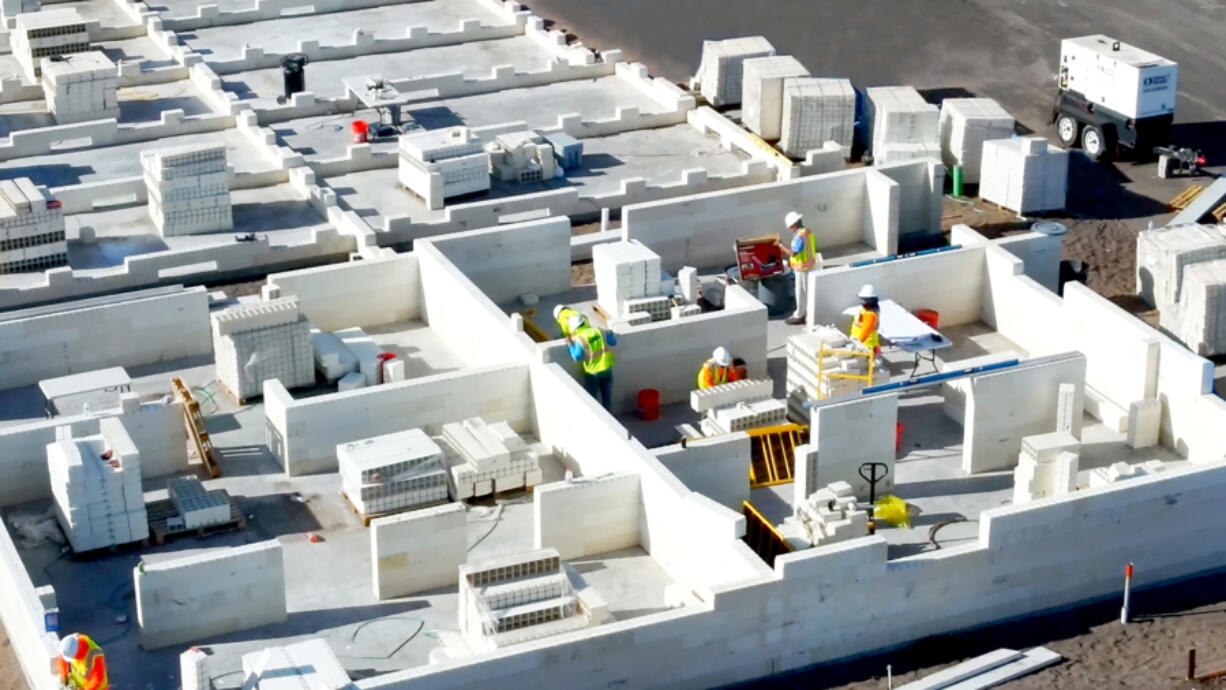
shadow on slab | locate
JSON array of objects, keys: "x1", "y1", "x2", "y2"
[
  {"x1": 893, "y1": 472, "x2": 1012, "y2": 500},
  {"x1": 0, "y1": 163, "x2": 95, "y2": 187}
]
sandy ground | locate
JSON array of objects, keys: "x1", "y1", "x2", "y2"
[{"x1": 0, "y1": 627, "x2": 21, "y2": 690}]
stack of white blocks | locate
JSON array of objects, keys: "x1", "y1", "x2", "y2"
[
  {"x1": 678, "y1": 266, "x2": 700, "y2": 303},
  {"x1": 12, "y1": 9, "x2": 89, "y2": 82},
  {"x1": 741, "y1": 55, "x2": 809, "y2": 141},
  {"x1": 1171, "y1": 259, "x2": 1226, "y2": 355},
  {"x1": 337, "y1": 428, "x2": 450, "y2": 516},
  {"x1": 938, "y1": 98, "x2": 1014, "y2": 184},
  {"x1": 371, "y1": 502, "x2": 466, "y2": 599},
  {"x1": 179, "y1": 647, "x2": 209, "y2": 690},
  {"x1": 593, "y1": 240, "x2": 663, "y2": 318},
  {"x1": 334, "y1": 326, "x2": 385, "y2": 385},
  {"x1": 781, "y1": 480, "x2": 868, "y2": 548},
  {"x1": 142, "y1": 143, "x2": 232, "y2": 237},
  {"x1": 0, "y1": 177, "x2": 65, "y2": 274},
  {"x1": 864, "y1": 86, "x2": 940, "y2": 165},
  {"x1": 1126, "y1": 398, "x2": 1161, "y2": 450},
  {"x1": 40, "y1": 51, "x2": 118, "y2": 124},
  {"x1": 488, "y1": 130, "x2": 556, "y2": 184},
  {"x1": 399, "y1": 126, "x2": 490, "y2": 210},
  {"x1": 241, "y1": 638, "x2": 351, "y2": 690},
  {"x1": 166, "y1": 477, "x2": 230, "y2": 529},
  {"x1": 441, "y1": 417, "x2": 542, "y2": 499},
  {"x1": 1088, "y1": 459, "x2": 1166, "y2": 488},
  {"x1": 696, "y1": 36, "x2": 775, "y2": 107},
  {"x1": 47, "y1": 418, "x2": 147, "y2": 553},
  {"x1": 135, "y1": 540, "x2": 287, "y2": 650},
  {"x1": 210, "y1": 296, "x2": 314, "y2": 401},
  {"x1": 310, "y1": 327, "x2": 359, "y2": 383},
  {"x1": 979, "y1": 136, "x2": 1069, "y2": 214},
  {"x1": 1012, "y1": 431, "x2": 1079, "y2": 505},
  {"x1": 786, "y1": 327, "x2": 889, "y2": 417},
  {"x1": 458, "y1": 548, "x2": 608, "y2": 652},
  {"x1": 704, "y1": 398, "x2": 789, "y2": 434},
  {"x1": 1136, "y1": 223, "x2": 1226, "y2": 308},
  {"x1": 780, "y1": 77, "x2": 856, "y2": 157},
  {"x1": 690, "y1": 379, "x2": 774, "y2": 412}
]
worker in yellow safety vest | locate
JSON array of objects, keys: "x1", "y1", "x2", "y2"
[
  {"x1": 849, "y1": 284, "x2": 881, "y2": 354},
  {"x1": 57, "y1": 633, "x2": 108, "y2": 690},
  {"x1": 697, "y1": 346, "x2": 746, "y2": 389},
  {"x1": 567, "y1": 315, "x2": 618, "y2": 410},
  {"x1": 780, "y1": 211, "x2": 821, "y2": 325},
  {"x1": 553, "y1": 304, "x2": 587, "y2": 338}
]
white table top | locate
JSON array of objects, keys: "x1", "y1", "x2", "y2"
[
  {"x1": 343, "y1": 76, "x2": 412, "y2": 108},
  {"x1": 841, "y1": 299, "x2": 952, "y2": 353},
  {"x1": 39, "y1": 366, "x2": 131, "y2": 400}
]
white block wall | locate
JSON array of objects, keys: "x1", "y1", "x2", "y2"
[
  {"x1": 741, "y1": 56, "x2": 809, "y2": 141},
  {"x1": 533, "y1": 473, "x2": 641, "y2": 559},
  {"x1": 807, "y1": 393, "x2": 898, "y2": 499},
  {"x1": 963, "y1": 354, "x2": 1086, "y2": 474},
  {"x1": 265, "y1": 255, "x2": 421, "y2": 331},
  {"x1": 135, "y1": 540, "x2": 286, "y2": 649},
  {"x1": 0, "y1": 518, "x2": 60, "y2": 690},
  {"x1": 372, "y1": 502, "x2": 466, "y2": 599},
  {"x1": 652, "y1": 434, "x2": 750, "y2": 511},
  {"x1": 0, "y1": 286, "x2": 211, "y2": 390},
  {"x1": 427, "y1": 216, "x2": 571, "y2": 305}
]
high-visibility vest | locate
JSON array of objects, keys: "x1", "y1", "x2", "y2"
[
  {"x1": 850, "y1": 307, "x2": 880, "y2": 350},
  {"x1": 575, "y1": 326, "x2": 614, "y2": 375},
  {"x1": 789, "y1": 227, "x2": 819, "y2": 271},
  {"x1": 697, "y1": 359, "x2": 730, "y2": 389},
  {"x1": 58, "y1": 635, "x2": 107, "y2": 690},
  {"x1": 556, "y1": 307, "x2": 582, "y2": 337}
]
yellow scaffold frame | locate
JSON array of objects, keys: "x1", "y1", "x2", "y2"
[{"x1": 816, "y1": 344, "x2": 876, "y2": 400}]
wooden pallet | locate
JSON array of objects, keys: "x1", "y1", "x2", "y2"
[
  {"x1": 340, "y1": 489, "x2": 449, "y2": 528},
  {"x1": 1168, "y1": 184, "x2": 1205, "y2": 211},
  {"x1": 146, "y1": 496, "x2": 246, "y2": 545},
  {"x1": 1213, "y1": 201, "x2": 1226, "y2": 223}
]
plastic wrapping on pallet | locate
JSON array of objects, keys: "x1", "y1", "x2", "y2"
[
  {"x1": 742, "y1": 55, "x2": 809, "y2": 141},
  {"x1": 938, "y1": 98, "x2": 1014, "y2": 183},
  {"x1": 696, "y1": 36, "x2": 775, "y2": 107},
  {"x1": 979, "y1": 136, "x2": 1069, "y2": 214},
  {"x1": 779, "y1": 77, "x2": 855, "y2": 157},
  {"x1": 1136, "y1": 223, "x2": 1226, "y2": 308},
  {"x1": 863, "y1": 86, "x2": 939, "y2": 164}
]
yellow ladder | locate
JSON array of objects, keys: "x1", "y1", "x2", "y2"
[
  {"x1": 747, "y1": 423, "x2": 807, "y2": 488},
  {"x1": 742, "y1": 500, "x2": 792, "y2": 567},
  {"x1": 514, "y1": 308, "x2": 551, "y2": 343},
  {"x1": 172, "y1": 377, "x2": 220, "y2": 478},
  {"x1": 815, "y1": 344, "x2": 875, "y2": 400}
]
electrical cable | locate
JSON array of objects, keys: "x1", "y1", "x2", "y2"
[{"x1": 339, "y1": 616, "x2": 427, "y2": 660}]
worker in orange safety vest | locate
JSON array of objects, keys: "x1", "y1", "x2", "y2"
[
  {"x1": 697, "y1": 347, "x2": 746, "y2": 389},
  {"x1": 57, "y1": 633, "x2": 108, "y2": 690},
  {"x1": 849, "y1": 284, "x2": 881, "y2": 354}
]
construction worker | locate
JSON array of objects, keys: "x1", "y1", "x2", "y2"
[
  {"x1": 567, "y1": 315, "x2": 618, "y2": 411},
  {"x1": 553, "y1": 304, "x2": 586, "y2": 338},
  {"x1": 849, "y1": 284, "x2": 881, "y2": 354},
  {"x1": 780, "y1": 211, "x2": 821, "y2": 325},
  {"x1": 698, "y1": 346, "x2": 745, "y2": 389},
  {"x1": 57, "y1": 633, "x2": 107, "y2": 690}
]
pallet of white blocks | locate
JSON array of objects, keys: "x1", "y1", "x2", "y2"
[
  {"x1": 439, "y1": 417, "x2": 542, "y2": 499},
  {"x1": 696, "y1": 35, "x2": 774, "y2": 106},
  {"x1": 786, "y1": 326, "x2": 889, "y2": 418},
  {"x1": 1135, "y1": 223, "x2": 1226, "y2": 308},
  {"x1": 741, "y1": 55, "x2": 809, "y2": 141},
  {"x1": 690, "y1": 378, "x2": 774, "y2": 412},
  {"x1": 702, "y1": 398, "x2": 789, "y2": 434},
  {"x1": 938, "y1": 98, "x2": 1014, "y2": 183},
  {"x1": 779, "y1": 77, "x2": 856, "y2": 157},
  {"x1": 142, "y1": 143, "x2": 232, "y2": 237},
  {"x1": 0, "y1": 177, "x2": 66, "y2": 274},
  {"x1": 167, "y1": 477, "x2": 231, "y2": 530},
  {"x1": 457, "y1": 548, "x2": 609, "y2": 653},
  {"x1": 12, "y1": 9, "x2": 89, "y2": 81},
  {"x1": 1169, "y1": 258, "x2": 1226, "y2": 355},
  {"x1": 47, "y1": 418, "x2": 148, "y2": 553},
  {"x1": 979, "y1": 136, "x2": 1069, "y2": 214},
  {"x1": 41, "y1": 51, "x2": 118, "y2": 124},
  {"x1": 593, "y1": 240, "x2": 663, "y2": 318},
  {"x1": 337, "y1": 428, "x2": 450, "y2": 520},
  {"x1": 398, "y1": 126, "x2": 490, "y2": 210},
  {"x1": 779, "y1": 480, "x2": 867, "y2": 549},
  {"x1": 210, "y1": 296, "x2": 314, "y2": 403},
  {"x1": 863, "y1": 86, "x2": 940, "y2": 165}
]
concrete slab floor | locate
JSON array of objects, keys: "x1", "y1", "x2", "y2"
[
  {"x1": 147, "y1": 0, "x2": 255, "y2": 16},
  {"x1": 183, "y1": 0, "x2": 511, "y2": 59},
  {"x1": 359, "y1": 320, "x2": 468, "y2": 381},
  {"x1": 44, "y1": 0, "x2": 141, "y2": 27},
  {"x1": 96, "y1": 35, "x2": 177, "y2": 71},
  {"x1": 0, "y1": 79, "x2": 214, "y2": 136},
  {"x1": 222, "y1": 35, "x2": 552, "y2": 107}
]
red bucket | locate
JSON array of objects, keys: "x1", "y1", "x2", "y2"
[
  {"x1": 915, "y1": 309, "x2": 939, "y2": 329},
  {"x1": 895, "y1": 422, "x2": 904, "y2": 454},
  {"x1": 637, "y1": 389, "x2": 660, "y2": 421},
  {"x1": 351, "y1": 120, "x2": 369, "y2": 144}
]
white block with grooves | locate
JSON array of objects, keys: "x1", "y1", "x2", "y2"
[
  {"x1": 142, "y1": 143, "x2": 232, "y2": 237},
  {"x1": 338, "y1": 428, "x2": 449, "y2": 516}
]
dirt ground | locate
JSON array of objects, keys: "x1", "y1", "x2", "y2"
[{"x1": 0, "y1": 626, "x2": 22, "y2": 690}]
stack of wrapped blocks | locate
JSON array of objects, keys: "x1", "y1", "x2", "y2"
[
  {"x1": 41, "y1": 50, "x2": 118, "y2": 124},
  {"x1": 781, "y1": 480, "x2": 867, "y2": 548},
  {"x1": 696, "y1": 36, "x2": 775, "y2": 106},
  {"x1": 441, "y1": 417, "x2": 542, "y2": 499},
  {"x1": 210, "y1": 296, "x2": 314, "y2": 402},
  {"x1": 1171, "y1": 259, "x2": 1226, "y2": 355},
  {"x1": 12, "y1": 9, "x2": 89, "y2": 81},
  {"x1": 979, "y1": 136, "x2": 1069, "y2": 214},
  {"x1": 1137, "y1": 223, "x2": 1226, "y2": 309},
  {"x1": 593, "y1": 240, "x2": 665, "y2": 319},
  {"x1": 0, "y1": 177, "x2": 65, "y2": 274},
  {"x1": 786, "y1": 326, "x2": 889, "y2": 418},
  {"x1": 864, "y1": 86, "x2": 940, "y2": 165},
  {"x1": 337, "y1": 428, "x2": 450, "y2": 516},
  {"x1": 142, "y1": 143, "x2": 232, "y2": 237},
  {"x1": 779, "y1": 77, "x2": 855, "y2": 158},
  {"x1": 398, "y1": 126, "x2": 490, "y2": 210},
  {"x1": 47, "y1": 418, "x2": 147, "y2": 552},
  {"x1": 938, "y1": 97, "x2": 1014, "y2": 184},
  {"x1": 740, "y1": 55, "x2": 809, "y2": 141},
  {"x1": 167, "y1": 477, "x2": 230, "y2": 529}
]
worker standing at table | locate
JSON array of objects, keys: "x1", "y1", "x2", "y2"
[
  {"x1": 781, "y1": 211, "x2": 821, "y2": 326},
  {"x1": 849, "y1": 284, "x2": 881, "y2": 355},
  {"x1": 697, "y1": 346, "x2": 745, "y2": 389}
]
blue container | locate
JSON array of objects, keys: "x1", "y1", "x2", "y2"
[
  {"x1": 44, "y1": 608, "x2": 59, "y2": 633},
  {"x1": 543, "y1": 132, "x2": 583, "y2": 170}
]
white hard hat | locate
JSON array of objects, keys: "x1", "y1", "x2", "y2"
[
  {"x1": 713, "y1": 346, "x2": 732, "y2": 367},
  {"x1": 60, "y1": 634, "x2": 80, "y2": 661},
  {"x1": 553, "y1": 305, "x2": 565, "y2": 320},
  {"x1": 785, "y1": 211, "x2": 803, "y2": 228},
  {"x1": 567, "y1": 314, "x2": 586, "y2": 332},
  {"x1": 858, "y1": 284, "x2": 878, "y2": 300}
]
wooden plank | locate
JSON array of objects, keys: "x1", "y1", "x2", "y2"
[
  {"x1": 942, "y1": 647, "x2": 1061, "y2": 690},
  {"x1": 897, "y1": 649, "x2": 1024, "y2": 690}
]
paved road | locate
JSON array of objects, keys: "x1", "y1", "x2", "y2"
[{"x1": 526, "y1": 0, "x2": 1226, "y2": 148}]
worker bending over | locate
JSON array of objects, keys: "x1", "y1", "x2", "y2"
[
  {"x1": 698, "y1": 346, "x2": 746, "y2": 389},
  {"x1": 781, "y1": 211, "x2": 821, "y2": 325},
  {"x1": 553, "y1": 304, "x2": 586, "y2": 338},
  {"x1": 58, "y1": 633, "x2": 107, "y2": 690},
  {"x1": 567, "y1": 315, "x2": 618, "y2": 411},
  {"x1": 849, "y1": 284, "x2": 881, "y2": 354}
]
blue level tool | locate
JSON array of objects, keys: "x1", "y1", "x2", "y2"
[
  {"x1": 849, "y1": 244, "x2": 962, "y2": 268},
  {"x1": 860, "y1": 359, "x2": 1020, "y2": 394}
]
